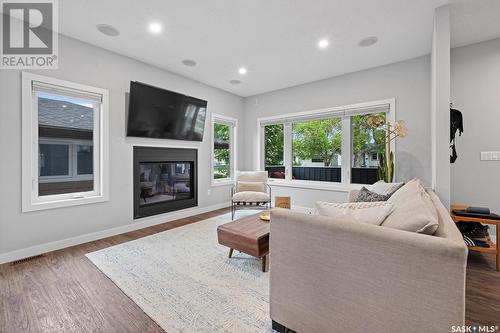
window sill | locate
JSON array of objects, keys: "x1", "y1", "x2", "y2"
[
  {"x1": 211, "y1": 179, "x2": 235, "y2": 187},
  {"x1": 23, "y1": 194, "x2": 108, "y2": 212},
  {"x1": 267, "y1": 179, "x2": 364, "y2": 192}
]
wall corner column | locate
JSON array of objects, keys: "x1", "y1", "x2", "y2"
[{"x1": 430, "y1": 5, "x2": 451, "y2": 208}]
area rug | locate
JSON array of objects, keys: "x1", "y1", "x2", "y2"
[{"x1": 86, "y1": 210, "x2": 272, "y2": 333}]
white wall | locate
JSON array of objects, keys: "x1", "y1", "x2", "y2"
[
  {"x1": 430, "y1": 5, "x2": 451, "y2": 208},
  {"x1": 242, "y1": 56, "x2": 431, "y2": 208},
  {"x1": 451, "y1": 38, "x2": 500, "y2": 236},
  {"x1": 0, "y1": 35, "x2": 244, "y2": 260}
]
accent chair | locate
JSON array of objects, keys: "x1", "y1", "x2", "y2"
[{"x1": 231, "y1": 171, "x2": 271, "y2": 219}]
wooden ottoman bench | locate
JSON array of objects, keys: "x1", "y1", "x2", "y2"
[{"x1": 217, "y1": 213, "x2": 270, "y2": 272}]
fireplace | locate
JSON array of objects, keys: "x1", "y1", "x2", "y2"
[{"x1": 133, "y1": 146, "x2": 198, "y2": 219}]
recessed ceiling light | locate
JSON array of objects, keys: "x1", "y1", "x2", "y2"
[
  {"x1": 229, "y1": 80, "x2": 241, "y2": 85},
  {"x1": 358, "y1": 36, "x2": 378, "y2": 47},
  {"x1": 317, "y1": 39, "x2": 329, "y2": 49},
  {"x1": 148, "y1": 22, "x2": 162, "y2": 34},
  {"x1": 181, "y1": 59, "x2": 197, "y2": 67},
  {"x1": 238, "y1": 67, "x2": 247, "y2": 75},
  {"x1": 96, "y1": 24, "x2": 120, "y2": 37}
]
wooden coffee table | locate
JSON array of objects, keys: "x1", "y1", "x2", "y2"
[{"x1": 217, "y1": 213, "x2": 270, "y2": 272}]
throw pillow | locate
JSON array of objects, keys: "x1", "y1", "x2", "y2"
[
  {"x1": 315, "y1": 201, "x2": 394, "y2": 226},
  {"x1": 232, "y1": 191, "x2": 270, "y2": 202},
  {"x1": 355, "y1": 187, "x2": 390, "y2": 202},
  {"x1": 366, "y1": 180, "x2": 404, "y2": 196},
  {"x1": 237, "y1": 181, "x2": 265, "y2": 193},
  {"x1": 381, "y1": 179, "x2": 439, "y2": 234}
]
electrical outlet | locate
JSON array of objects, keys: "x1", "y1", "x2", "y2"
[
  {"x1": 207, "y1": 189, "x2": 211, "y2": 195},
  {"x1": 481, "y1": 151, "x2": 500, "y2": 161}
]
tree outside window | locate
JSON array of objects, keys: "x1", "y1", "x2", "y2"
[
  {"x1": 213, "y1": 123, "x2": 230, "y2": 179},
  {"x1": 351, "y1": 113, "x2": 386, "y2": 168},
  {"x1": 264, "y1": 124, "x2": 284, "y2": 167},
  {"x1": 264, "y1": 124, "x2": 285, "y2": 179},
  {"x1": 292, "y1": 118, "x2": 342, "y2": 167}
]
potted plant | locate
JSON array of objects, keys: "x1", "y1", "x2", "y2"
[{"x1": 366, "y1": 115, "x2": 408, "y2": 182}]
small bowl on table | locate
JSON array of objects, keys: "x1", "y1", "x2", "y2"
[{"x1": 259, "y1": 211, "x2": 270, "y2": 222}]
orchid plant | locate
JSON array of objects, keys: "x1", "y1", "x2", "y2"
[{"x1": 367, "y1": 115, "x2": 408, "y2": 182}]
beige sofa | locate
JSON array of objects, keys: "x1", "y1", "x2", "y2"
[{"x1": 270, "y1": 190, "x2": 467, "y2": 333}]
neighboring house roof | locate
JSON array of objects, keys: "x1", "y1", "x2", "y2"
[{"x1": 38, "y1": 98, "x2": 94, "y2": 131}]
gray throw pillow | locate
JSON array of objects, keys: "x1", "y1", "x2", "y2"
[{"x1": 355, "y1": 187, "x2": 390, "y2": 202}]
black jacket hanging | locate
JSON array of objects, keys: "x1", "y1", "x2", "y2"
[{"x1": 450, "y1": 108, "x2": 464, "y2": 163}]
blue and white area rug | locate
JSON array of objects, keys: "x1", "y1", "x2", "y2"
[{"x1": 86, "y1": 210, "x2": 272, "y2": 333}]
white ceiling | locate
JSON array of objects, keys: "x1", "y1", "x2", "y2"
[
  {"x1": 450, "y1": 0, "x2": 500, "y2": 48},
  {"x1": 55, "y1": 0, "x2": 500, "y2": 97}
]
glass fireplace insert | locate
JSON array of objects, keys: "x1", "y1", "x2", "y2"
[{"x1": 138, "y1": 162, "x2": 193, "y2": 206}]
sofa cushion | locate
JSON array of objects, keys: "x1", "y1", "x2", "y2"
[
  {"x1": 237, "y1": 181, "x2": 265, "y2": 193},
  {"x1": 315, "y1": 201, "x2": 394, "y2": 226},
  {"x1": 235, "y1": 171, "x2": 268, "y2": 183},
  {"x1": 366, "y1": 180, "x2": 404, "y2": 196},
  {"x1": 355, "y1": 187, "x2": 391, "y2": 202},
  {"x1": 381, "y1": 179, "x2": 439, "y2": 234},
  {"x1": 232, "y1": 191, "x2": 270, "y2": 202}
]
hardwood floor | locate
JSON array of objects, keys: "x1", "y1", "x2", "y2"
[
  {"x1": 1, "y1": 207, "x2": 499, "y2": 332},
  {"x1": 464, "y1": 251, "x2": 500, "y2": 325},
  {"x1": 0, "y1": 208, "x2": 229, "y2": 333}
]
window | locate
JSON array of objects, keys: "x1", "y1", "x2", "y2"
[
  {"x1": 259, "y1": 99, "x2": 394, "y2": 187},
  {"x1": 351, "y1": 113, "x2": 386, "y2": 184},
  {"x1": 213, "y1": 123, "x2": 231, "y2": 179},
  {"x1": 292, "y1": 118, "x2": 342, "y2": 182},
  {"x1": 264, "y1": 124, "x2": 285, "y2": 179},
  {"x1": 39, "y1": 142, "x2": 70, "y2": 177},
  {"x1": 22, "y1": 73, "x2": 109, "y2": 211},
  {"x1": 77, "y1": 144, "x2": 93, "y2": 175},
  {"x1": 38, "y1": 140, "x2": 93, "y2": 186},
  {"x1": 212, "y1": 114, "x2": 237, "y2": 184}
]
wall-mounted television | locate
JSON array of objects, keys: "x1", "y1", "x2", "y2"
[{"x1": 127, "y1": 81, "x2": 207, "y2": 141}]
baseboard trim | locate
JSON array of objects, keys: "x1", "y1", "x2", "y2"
[{"x1": 0, "y1": 202, "x2": 230, "y2": 265}]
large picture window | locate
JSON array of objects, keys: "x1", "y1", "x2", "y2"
[
  {"x1": 22, "y1": 73, "x2": 109, "y2": 211},
  {"x1": 259, "y1": 99, "x2": 394, "y2": 187},
  {"x1": 211, "y1": 114, "x2": 237, "y2": 184}
]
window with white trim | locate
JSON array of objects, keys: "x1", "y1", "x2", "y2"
[
  {"x1": 259, "y1": 99, "x2": 394, "y2": 186},
  {"x1": 211, "y1": 114, "x2": 237, "y2": 184},
  {"x1": 22, "y1": 73, "x2": 109, "y2": 211}
]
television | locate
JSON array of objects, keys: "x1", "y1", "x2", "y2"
[{"x1": 127, "y1": 81, "x2": 207, "y2": 141}]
